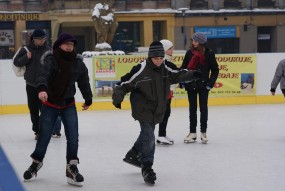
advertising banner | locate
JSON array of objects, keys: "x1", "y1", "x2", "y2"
[{"x1": 92, "y1": 54, "x2": 256, "y2": 100}]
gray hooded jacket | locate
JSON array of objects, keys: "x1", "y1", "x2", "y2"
[{"x1": 271, "y1": 59, "x2": 285, "y2": 94}]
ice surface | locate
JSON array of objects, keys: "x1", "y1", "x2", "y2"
[{"x1": 1, "y1": 104, "x2": 285, "y2": 191}]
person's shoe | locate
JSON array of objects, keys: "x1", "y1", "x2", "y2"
[
  {"x1": 184, "y1": 133, "x2": 197, "y2": 143},
  {"x1": 156, "y1": 136, "x2": 172, "y2": 145},
  {"x1": 23, "y1": 160, "x2": 43, "y2": 181},
  {"x1": 141, "y1": 166, "x2": 156, "y2": 185},
  {"x1": 165, "y1": 135, "x2": 174, "y2": 144},
  {"x1": 66, "y1": 160, "x2": 84, "y2": 187},
  {"x1": 34, "y1": 133, "x2": 39, "y2": 140},
  {"x1": 123, "y1": 147, "x2": 141, "y2": 168},
  {"x1": 201, "y1": 132, "x2": 208, "y2": 144},
  {"x1": 52, "y1": 132, "x2": 61, "y2": 138}
]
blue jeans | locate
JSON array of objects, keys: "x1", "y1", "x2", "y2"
[
  {"x1": 31, "y1": 104, "x2": 79, "y2": 163},
  {"x1": 53, "y1": 116, "x2": 62, "y2": 133},
  {"x1": 134, "y1": 121, "x2": 155, "y2": 165}
]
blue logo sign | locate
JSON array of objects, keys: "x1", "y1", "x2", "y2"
[{"x1": 194, "y1": 26, "x2": 236, "y2": 38}]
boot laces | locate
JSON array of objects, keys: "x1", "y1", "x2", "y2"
[
  {"x1": 69, "y1": 164, "x2": 79, "y2": 175},
  {"x1": 28, "y1": 162, "x2": 40, "y2": 177}
]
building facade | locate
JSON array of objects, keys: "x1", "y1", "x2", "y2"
[{"x1": 0, "y1": 0, "x2": 284, "y2": 59}]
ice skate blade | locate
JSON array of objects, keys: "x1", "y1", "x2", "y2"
[
  {"x1": 201, "y1": 140, "x2": 208, "y2": 144},
  {"x1": 184, "y1": 140, "x2": 196, "y2": 143},
  {"x1": 123, "y1": 158, "x2": 141, "y2": 168},
  {"x1": 23, "y1": 178, "x2": 34, "y2": 182},
  {"x1": 156, "y1": 141, "x2": 172, "y2": 145},
  {"x1": 67, "y1": 178, "x2": 83, "y2": 187},
  {"x1": 144, "y1": 180, "x2": 155, "y2": 186}
]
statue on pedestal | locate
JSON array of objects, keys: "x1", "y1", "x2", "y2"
[{"x1": 92, "y1": 0, "x2": 118, "y2": 51}]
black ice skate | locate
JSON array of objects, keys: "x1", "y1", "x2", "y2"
[
  {"x1": 66, "y1": 160, "x2": 84, "y2": 187},
  {"x1": 123, "y1": 147, "x2": 141, "y2": 168},
  {"x1": 23, "y1": 160, "x2": 43, "y2": 181},
  {"x1": 142, "y1": 166, "x2": 157, "y2": 185}
]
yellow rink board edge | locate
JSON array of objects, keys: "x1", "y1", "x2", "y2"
[{"x1": 0, "y1": 95, "x2": 284, "y2": 115}]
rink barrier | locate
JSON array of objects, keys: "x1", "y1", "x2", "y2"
[
  {"x1": 0, "y1": 95, "x2": 284, "y2": 115},
  {"x1": 1, "y1": 53, "x2": 285, "y2": 115}
]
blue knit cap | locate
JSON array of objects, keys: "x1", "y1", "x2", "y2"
[{"x1": 31, "y1": 29, "x2": 46, "y2": 40}]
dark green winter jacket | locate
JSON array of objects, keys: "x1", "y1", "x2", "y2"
[{"x1": 112, "y1": 58, "x2": 199, "y2": 124}]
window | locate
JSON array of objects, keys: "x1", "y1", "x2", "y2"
[
  {"x1": 224, "y1": 0, "x2": 241, "y2": 9},
  {"x1": 190, "y1": 0, "x2": 208, "y2": 10},
  {"x1": 258, "y1": 0, "x2": 275, "y2": 8},
  {"x1": 207, "y1": 38, "x2": 239, "y2": 54},
  {"x1": 111, "y1": 22, "x2": 141, "y2": 53}
]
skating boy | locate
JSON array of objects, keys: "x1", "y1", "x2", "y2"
[{"x1": 112, "y1": 41, "x2": 201, "y2": 185}]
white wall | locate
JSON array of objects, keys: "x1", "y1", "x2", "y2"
[
  {"x1": 256, "y1": 53, "x2": 285, "y2": 95},
  {"x1": 0, "y1": 53, "x2": 285, "y2": 106},
  {"x1": 0, "y1": 58, "x2": 93, "y2": 105}
]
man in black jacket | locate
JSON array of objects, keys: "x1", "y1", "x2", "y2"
[
  {"x1": 13, "y1": 29, "x2": 62, "y2": 140},
  {"x1": 112, "y1": 41, "x2": 201, "y2": 185}
]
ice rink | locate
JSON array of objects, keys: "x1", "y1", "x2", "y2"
[{"x1": 1, "y1": 104, "x2": 285, "y2": 191}]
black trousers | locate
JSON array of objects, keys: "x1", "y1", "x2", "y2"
[
  {"x1": 187, "y1": 89, "x2": 209, "y2": 133},
  {"x1": 26, "y1": 84, "x2": 42, "y2": 134},
  {"x1": 158, "y1": 99, "x2": 171, "y2": 137}
]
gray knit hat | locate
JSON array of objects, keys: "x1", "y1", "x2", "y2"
[
  {"x1": 148, "y1": 41, "x2": 165, "y2": 58},
  {"x1": 192, "y1": 32, "x2": 207, "y2": 44}
]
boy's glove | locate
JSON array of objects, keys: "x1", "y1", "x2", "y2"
[
  {"x1": 113, "y1": 102, "x2": 121, "y2": 109},
  {"x1": 112, "y1": 86, "x2": 124, "y2": 109},
  {"x1": 193, "y1": 70, "x2": 202, "y2": 78}
]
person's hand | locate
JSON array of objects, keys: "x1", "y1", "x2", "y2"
[
  {"x1": 82, "y1": 103, "x2": 90, "y2": 110},
  {"x1": 113, "y1": 102, "x2": 121, "y2": 109},
  {"x1": 270, "y1": 88, "x2": 275, "y2": 96},
  {"x1": 27, "y1": 52, "x2": 32, "y2": 59},
  {"x1": 38, "y1": 91, "x2": 48, "y2": 102},
  {"x1": 206, "y1": 86, "x2": 212, "y2": 91},
  {"x1": 112, "y1": 87, "x2": 123, "y2": 109},
  {"x1": 206, "y1": 83, "x2": 212, "y2": 91},
  {"x1": 193, "y1": 70, "x2": 202, "y2": 78}
]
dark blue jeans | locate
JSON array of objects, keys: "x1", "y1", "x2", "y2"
[
  {"x1": 187, "y1": 89, "x2": 209, "y2": 133},
  {"x1": 134, "y1": 121, "x2": 155, "y2": 165},
  {"x1": 31, "y1": 104, "x2": 79, "y2": 163},
  {"x1": 53, "y1": 116, "x2": 62, "y2": 133}
]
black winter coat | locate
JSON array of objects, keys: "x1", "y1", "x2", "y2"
[
  {"x1": 13, "y1": 42, "x2": 50, "y2": 87},
  {"x1": 112, "y1": 58, "x2": 197, "y2": 124},
  {"x1": 37, "y1": 51, "x2": 93, "y2": 107},
  {"x1": 181, "y1": 48, "x2": 219, "y2": 91}
]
